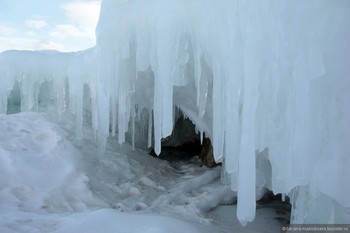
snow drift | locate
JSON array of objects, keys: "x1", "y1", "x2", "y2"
[
  {"x1": 0, "y1": 112, "x2": 241, "y2": 233},
  {"x1": 0, "y1": 0, "x2": 349, "y2": 225},
  {"x1": 0, "y1": 112, "x2": 102, "y2": 213}
]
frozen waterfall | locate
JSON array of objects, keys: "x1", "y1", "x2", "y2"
[{"x1": 1, "y1": 0, "x2": 349, "y2": 226}]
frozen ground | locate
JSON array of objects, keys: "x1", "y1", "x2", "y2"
[{"x1": 0, "y1": 112, "x2": 288, "y2": 233}]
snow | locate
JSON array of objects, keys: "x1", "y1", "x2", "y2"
[
  {"x1": 0, "y1": 113, "x2": 102, "y2": 213},
  {"x1": 0, "y1": 112, "x2": 287, "y2": 232},
  {"x1": 1, "y1": 0, "x2": 350, "y2": 227},
  {"x1": 54, "y1": 210, "x2": 201, "y2": 233}
]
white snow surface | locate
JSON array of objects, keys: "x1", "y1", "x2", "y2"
[
  {"x1": 0, "y1": 0, "x2": 350, "y2": 225},
  {"x1": 0, "y1": 112, "x2": 285, "y2": 232},
  {"x1": 0, "y1": 112, "x2": 101, "y2": 212}
]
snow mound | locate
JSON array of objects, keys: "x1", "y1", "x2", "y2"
[
  {"x1": 0, "y1": 112, "x2": 101, "y2": 213},
  {"x1": 0, "y1": 113, "x2": 283, "y2": 233}
]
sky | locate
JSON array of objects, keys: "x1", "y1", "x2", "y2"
[{"x1": 0, "y1": 0, "x2": 101, "y2": 52}]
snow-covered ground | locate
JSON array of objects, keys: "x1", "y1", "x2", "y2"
[{"x1": 0, "y1": 112, "x2": 288, "y2": 233}]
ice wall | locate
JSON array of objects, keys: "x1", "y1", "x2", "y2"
[
  {"x1": 1, "y1": 0, "x2": 350, "y2": 226},
  {"x1": 0, "y1": 50, "x2": 70, "y2": 114}
]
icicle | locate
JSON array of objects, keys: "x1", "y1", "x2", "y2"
[
  {"x1": 90, "y1": 89, "x2": 98, "y2": 140},
  {"x1": 159, "y1": 70, "x2": 174, "y2": 139},
  {"x1": 131, "y1": 106, "x2": 136, "y2": 151},
  {"x1": 0, "y1": 68, "x2": 8, "y2": 113},
  {"x1": 148, "y1": 108, "x2": 152, "y2": 148},
  {"x1": 197, "y1": 57, "x2": 210, "y2": 119},
  {"x1": 194, "y1": 47, "x2": 201, "y2": 108},
  {"x1": 200, "y1": 131, "x2": 204, "y2": 145},
  {"x1": 118, "y1": 93, "x2": 127, "y2": 144},
  {"x1": 0, "y1": 93, "x2": 7, "y2": 114},
  {"x1": 236, "y1": 118, "x2": 256, "y2": 226},
  {"x1": 111, "y1": 52, "x2": 120, "y2": 138},
  {"x1": 52, "y1": 77, "x2": 67, "y2": 118},
  {"x1": 75, "y1": 84, "x2": 84, "y2": 142},
  {"x1": 236, "y1": 12, "x2": 262, "y2": 222},
  {"x1": 224, "y1": 58, "x2": 242, "y2": 176},
  {"x1": 111, "y1": 96, "x2": 117, "y2": 137},
  {"x1": 32, "y1": 81, "x2": 39, "y2": 112},
  {"x1": 153, "y1": 95, "x2": 161, "y2": 155},
  {"x1": 97, "y1": 81, "x2": 110, "y2": 153},
  {"x1": 212, "y1": 61, "x2": 224, "y2": 162},
  {"x1": 20, "y1": 74, "x2": 35, "y2": 112}
]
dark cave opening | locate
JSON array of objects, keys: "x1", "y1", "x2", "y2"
[
  {"x1": 149, "y1": 139, "x2": 202, "y2": 162},
  {"x1": 149, "y1": 115, "x2": 202, "y2": 162},
  {"x1": 148, "y1": 112, "x2": 219, "y2": 168}
]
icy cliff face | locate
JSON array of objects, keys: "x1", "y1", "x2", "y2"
[{"x1": 1, "y1": 0, "x2": 350, "y2": 225}]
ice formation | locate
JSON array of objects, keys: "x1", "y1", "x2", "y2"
[{"x1": 1, "y1": 0, "x2": 350, "y2": 226}]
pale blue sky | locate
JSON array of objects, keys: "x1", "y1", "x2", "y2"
[{"x1": 0, "y1": 0, "x2": 101, "y2": 52}]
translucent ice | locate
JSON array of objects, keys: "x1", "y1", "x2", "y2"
[{"x1": 1, "y1": 0, "x2": 349, "y2": 226}]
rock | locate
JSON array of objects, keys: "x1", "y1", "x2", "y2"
[{"x1": 199, "y1": 138, "x2": 219, "y2": 168}]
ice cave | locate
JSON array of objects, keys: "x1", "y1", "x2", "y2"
[{"x1": 0, "y1": 0, "x2": 349, "y2": 231}]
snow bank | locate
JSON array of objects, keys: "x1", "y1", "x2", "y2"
[
  {"x1": 0, "y1": 112, "x2": 245, "y2": 233},
  {"x1": 1, "y1": 0, "x2": 350, "y2": 225},
  {"x1": 0, "y1": 112, "x2": 101, "y2": 213}
]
